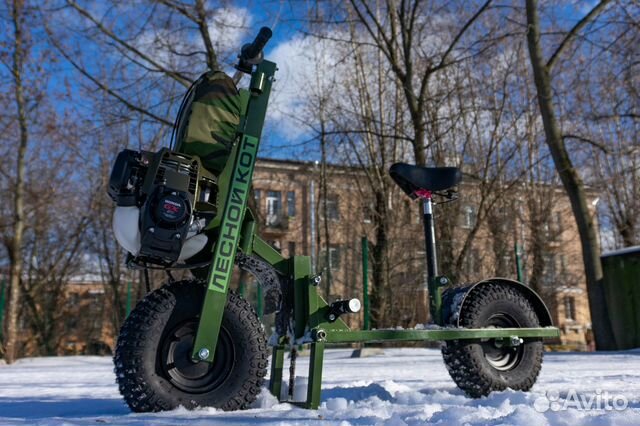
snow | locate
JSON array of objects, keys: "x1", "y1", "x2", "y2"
[{"x1": 1, "y1": 348, "x2": 639, "y2": 425}]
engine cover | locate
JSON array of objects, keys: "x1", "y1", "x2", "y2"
[
  {"x1": 138, "y1": 187, "x2": 192, "y2": 263},
  {"x1": 108, "y1": 147, "x2": 217, "y2": 267}
]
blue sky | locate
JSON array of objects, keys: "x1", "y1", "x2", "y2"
[{"x1": 1, "y1": 0, "x2": 608, "y2": 163}]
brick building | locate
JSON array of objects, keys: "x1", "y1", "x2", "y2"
[{"x1": 250, "y1": 158, "x2": 594, "y2": 350}]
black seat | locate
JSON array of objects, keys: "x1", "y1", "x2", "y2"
[{"x1": 389, "y1": 163, "x2": 461, "y2": 198}]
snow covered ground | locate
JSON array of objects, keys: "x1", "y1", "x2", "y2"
[{"x1": 0, "y1": 348, "x2": 639, "y2": 425}]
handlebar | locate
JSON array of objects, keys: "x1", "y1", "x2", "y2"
[
  {"x1": 241, "y1": 27, "x2": 272, "y2": 61},
  {"x1": 236, "y1": 27, "x2": 273, "y2": 74}
]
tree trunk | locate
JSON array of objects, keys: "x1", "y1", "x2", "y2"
[
  {"x1": 525, "y1": 0, "x2": 615, "y2": 349},
  {"x1": 320, "y1": 123, "x2": 332, "y2": 298},
  {"x1": 4, "y1": 0, "x2": 28, "y2": 364},
  {"x1": 370, "y1": 191, "x2": 391, "y2": 328}
]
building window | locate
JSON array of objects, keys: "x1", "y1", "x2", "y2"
[
  {"x1": 266, "y1": 191, "x2": 281, "y2": 226},
  {"x1": 543, "y1": 253, "x2": 556, "y2": 286},
  {"x1": 324, "y1": 196, "x2": 340, "y2": 221},
  {"x1": 329, "y1": 246, "x2": 341, "y2": 270},
  {"x1": 287, "y1": 191, "x2": 296, "y2": 217},
  {"x1": 553, "y1": 211, "x2": 563, "y2": 234},
  {"x1": 463, "y1": 249, "x2": 479, "y2": 276},
  {"x1": 559, "y1": 254, "x2": 567, "y2": 276},
  {"x1": 462, "y1": 205, "x2": 476, "y2": 229},
  {"x1": 564, "y1": 296, "x2": 576, "y2": 321}
]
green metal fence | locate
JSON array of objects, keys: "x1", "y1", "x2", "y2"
[{"x1": 601, "y1": 246, "x2": 640, "y2": 350}]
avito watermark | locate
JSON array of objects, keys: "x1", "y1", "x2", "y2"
[{"x1": 534, "y1": 389, "x2": 628, "y2": 412}]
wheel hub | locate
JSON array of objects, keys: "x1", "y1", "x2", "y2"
[
  {"x1": 481, "y1": 313, "x2": 523, "y2": 371},
  {"x1": 160, "y1": 319, "x2": 234, "y2": 393}
]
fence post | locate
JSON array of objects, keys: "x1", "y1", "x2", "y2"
[
  {"x1": 514, "y1": 243, "x2": 523, "y2": 282},
  {"x1": 362, "y1": 237, "x2": 370, "y2": 330}
]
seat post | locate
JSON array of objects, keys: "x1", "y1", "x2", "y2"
[{"x1": 416, "y1": 190, "x2": 438, "y2": 284}]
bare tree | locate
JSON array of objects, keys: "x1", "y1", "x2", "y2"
[
  {"x1": 525, "y1": 0, "x2": 615, "y2": 349},
  {"x1": 2, "y1": 0, "x2": 30, "y2": 364},
  {"x1": 346, "y1": 0, "x2": 495, "y2": 166}
]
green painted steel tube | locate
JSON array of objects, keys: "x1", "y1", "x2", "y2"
[
  {"x1": 269, "y1": 344, "x2": 285, "y2": 399},
  {"x1": 252, "y1": 235, "x2": 287, "y2": 274},
  {"x1": 306, "y1": 342, "x2": 325, "y2": 409},
  {"x1": 192, "y1": 61, "x2": 276, "y2": 363},
  {"x1": 362, "y1": 237, "x2": 369, "y2": 331},
  {"x1": 293, "y1": 256, "x2": 311, "y2": 339},
  {"x1": 515, "y1": 243, "x2": 523, "y2": 282},
  {"x1": 319, "y1": 327, "x2": 560, "y2": 344},
  {"x1": 192, "y1": 135, "x2": 260, "y2": 362}
]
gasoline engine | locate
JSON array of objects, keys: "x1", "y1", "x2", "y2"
[{"x1": 108, "y1": 147, "x2": 217, "y2": 267}]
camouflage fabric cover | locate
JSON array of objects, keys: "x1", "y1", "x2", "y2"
[{"x1": 175, "y1": 71, "x2": 241, "y2": 174}]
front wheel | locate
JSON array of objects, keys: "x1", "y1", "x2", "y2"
[
  {"x1": 114, "y1": 280, "x2": 268, "y2": 412},
  {"x1": 441, "y1": 283, "x2": 543, "y2": 397}
]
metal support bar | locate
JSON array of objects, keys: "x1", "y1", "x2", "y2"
[
  {"x1": 192, "y1": 60, "x2": 276, "y2": 363},
  {"x1": 319, "y1": 327, "x2": 560, "y2": 344},
  {"x1": 253, "y1": 235, "x2": 288, "y2": 274},
  {"x1": 269, "y1": 344, "x2": 285, "y2": 399},
  {"x1": 192, "y1": 135, "x2": 259, "y2": 362},
  {"x1": 429, "y1": 275, "x2": 449, "y2": 325},
  {"x1": 422, "y1": 196, "x2": 438, "y2": 281},
  {"x1": 306, "y1": 342, "x2": 325, "y2": 409}
]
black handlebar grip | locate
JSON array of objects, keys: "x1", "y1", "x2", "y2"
[{"x1": 242, "y1": 27, "x2": 273, "y2": 60}]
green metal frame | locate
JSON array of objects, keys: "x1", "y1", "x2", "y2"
[
  {"x1": 189, "y1": 55, "x2": 561, "y2": 409},
  {"x1": 267, "y1": 255, "x2": 560, "y2": 409},
  {"x1": 192, "y1": 60, "x2": 276, "y2": 362}
]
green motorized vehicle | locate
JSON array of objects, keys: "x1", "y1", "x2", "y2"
[{"x1": 107, "y1": 28, "x2": 559, "y2": 412}]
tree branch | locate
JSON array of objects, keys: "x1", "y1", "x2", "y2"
[
  {"x1": 47, "y1": 30, "x2": 173, "y2": 127},
  {"x1": 562, "y1": 133, "x2": 609, "y2": 154},
  {"x1": 546, "y1": 0, "x2": 613, "y2": 70},
  {"x1": 434, "y1": 0, "x2": 492, "y2": 71},
  {"x1": 65, "y1": 0, "x2": 191, "y2": 86},
  {"x1": 194, "y1": 0, "x2": 218, "y2": 70}
]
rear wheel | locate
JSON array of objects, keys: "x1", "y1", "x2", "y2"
[
  {"x1": 441, "y1": 283, "x2": 543, "y2": 397},
  {"x1": 114, "y1": 280, "x2": 268, "y2": 412}
]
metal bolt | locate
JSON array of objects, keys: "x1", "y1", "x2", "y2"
[
  {"x1": 328, "y1": 314, "x2": 336, "y2": 322},
  {"x1": 439, "y1": 277, "x2": 448, "y2": 284},
  {"x1": 312, "y1": 275, "x2": 322, "y2": 286},
  {"x1": 198, "y1": 348, "x2": 210, "y2": 360},
  {"x1": 316, "y1": 329, "x2": 327, "y2": 341},
  {"x1": 510, "y1": 336, "x2": 523, "y2": 347}
]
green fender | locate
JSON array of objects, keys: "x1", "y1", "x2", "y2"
[{"x1": 444, "y1": 277, "x2": 553, "y2": 327}]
